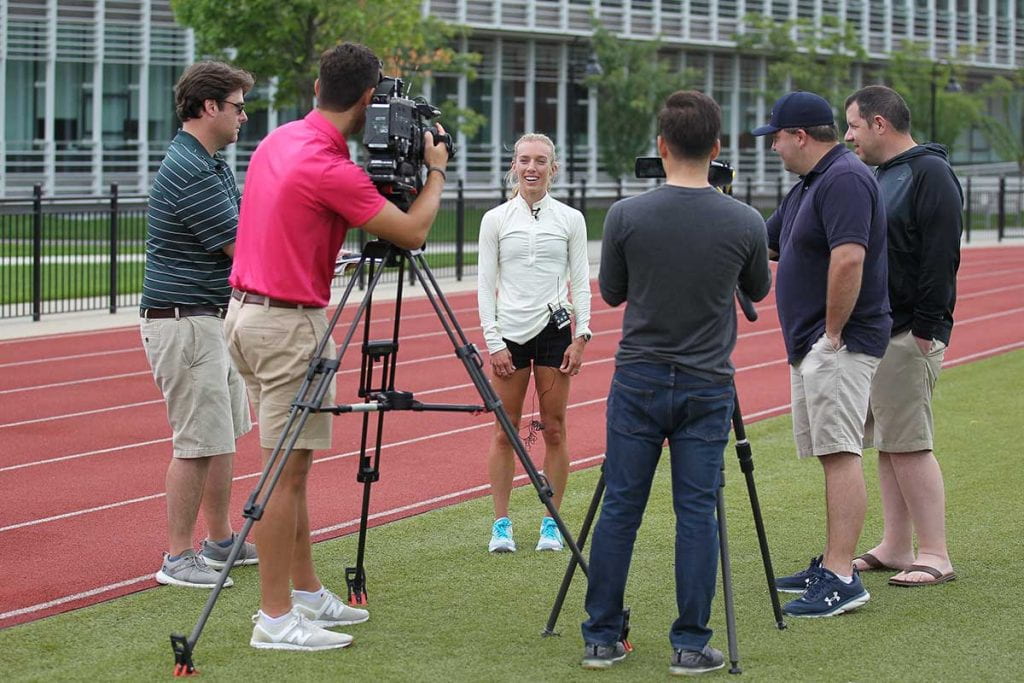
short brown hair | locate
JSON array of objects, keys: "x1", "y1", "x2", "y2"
[
  {"x1": 658, "y1": 91, "x2": 721, "y2": 159},
  {"x1": 174, "y1": 61, "x2": 254, "y2": 122},
  {"x1": 845, "y1": 85, "x2": 912, "y2": 134},
  {"x1": 317, "y1": 43, "x2": 381, "y2": 112}
]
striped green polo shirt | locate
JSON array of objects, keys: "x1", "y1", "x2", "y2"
[{"x1": 141, "y1": 130, "x2": 240, "y2": 309}]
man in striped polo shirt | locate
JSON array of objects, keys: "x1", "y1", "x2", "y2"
[{"x1": 140, "y1": 61, "x2": 258, "y2": 589}]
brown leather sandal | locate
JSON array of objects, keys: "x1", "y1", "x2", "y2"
[{"x1": 888, "y1": 564, "x2": 957, "y2": 587}]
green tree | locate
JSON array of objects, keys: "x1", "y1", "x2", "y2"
[
  {"x1": 978, "y1": 70, "x2": 1024, "y2": 174},
  {"x1": 736, "y1": 14, "x2": 866, "y2": 125},
  {"x1": 883, "y1": 42, "x2": 982, "y2": 152},
  {"x1": 171, "y1": 0, "x2": 481, "y2": 137},
  {"x1": 584, "y1": 26, "x2": 697, "y2": 180}
]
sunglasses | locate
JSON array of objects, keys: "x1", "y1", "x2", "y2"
[{"x1": 220, "y1": 99, "x2": 245, "y2": 114}]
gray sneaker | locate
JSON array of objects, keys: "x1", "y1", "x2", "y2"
[
  {"x1": 155, "y1": 550, "x2": 233, "y2": 589},
  {"x1": 581, "y1": 642, "x2": 628, "y2": 670},
  {"x1": 291, "y1": 587, "x2": 369, "y2": 627},
  {"x1": 250, "y1": 610, "x2": 353, "y2": 651},
  {"x1": 669, "y1": 645, "x2": 725, "y2": 676},
  {"x1": 200, "y1": 534, "x2": 259, "y2": 569}
]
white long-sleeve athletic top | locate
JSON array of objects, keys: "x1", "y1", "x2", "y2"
[{"x1": 477, "y1": 192, "x2": 592, "y2": 355}]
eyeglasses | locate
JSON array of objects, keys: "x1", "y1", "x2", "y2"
[{"x1": 220, "y1": 99, "x2": 245, "y2": 114}]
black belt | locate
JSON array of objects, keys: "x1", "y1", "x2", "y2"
[
  {"x1": 140, "y1": 305, "x2": 226, "y2": 320},
  {"x1": 231, "y1": 289, "x2": 311, "y2": 309}
]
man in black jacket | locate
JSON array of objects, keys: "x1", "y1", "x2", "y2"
[{"x1": 843, "y1": 85, "x2": 960, "y2": 587}]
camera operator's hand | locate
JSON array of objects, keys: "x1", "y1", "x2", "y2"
[
  {"x1": 560, "y1": 338, "x2": 586, "y2": 376},
  {"x1": 489, "y1": 348, "x2": 516, "y2": 378},
  {"x1": 424, "y1": 123, "x2": 450, "y2": 172}
]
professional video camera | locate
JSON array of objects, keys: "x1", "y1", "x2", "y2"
[
  {"x1": 634, "y1": 156, "x2": 735, "y2": 189},
  {"x1": 363, "y1": 75, "x2": 456, "y2": 210}
]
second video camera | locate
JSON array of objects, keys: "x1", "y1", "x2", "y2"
[
  {"x1": 363, "y1": 75, "x2": 456, "y2": 209},
  {"x1": 635, "y1": 156, "x2": 735, "y2": 189}
]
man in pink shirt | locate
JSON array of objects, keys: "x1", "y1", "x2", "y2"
[{"x1": 225, "y1": 42, "x2": 450, "y2": 652}]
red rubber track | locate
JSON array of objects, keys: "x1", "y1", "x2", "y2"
[{"x1": 1, "y1": 245, "x2": 1022, "y2": 629}]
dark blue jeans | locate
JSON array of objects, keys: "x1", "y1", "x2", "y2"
[{"x1": 582, "y1": 362, "x2": 735, "y2": 651}]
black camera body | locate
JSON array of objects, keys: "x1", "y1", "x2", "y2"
[
  {"x1": 363, "y1": 76, "x2": 456, "y2": 210},
  {"x1": 634, "y1": 156, "x2": 735, "y2": 189}
]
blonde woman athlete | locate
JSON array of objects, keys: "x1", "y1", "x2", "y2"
[{"x1": 477, "y1": 133, "x2": 592, "y2": 553}]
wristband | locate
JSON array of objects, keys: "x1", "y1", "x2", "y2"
[{"x1": 427, "y1": 167, "x2": 446, "y2": 181}]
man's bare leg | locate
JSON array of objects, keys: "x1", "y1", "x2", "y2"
[
  {"x1": 820, "y1": 452, "x2": 866, "y2": 577},
  {"x1": 166, "y1": 456, "x2": 212, "y2": 556}
]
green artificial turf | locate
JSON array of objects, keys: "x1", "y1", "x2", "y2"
[{"x1": 1, "y1": 351, "x2": 1021, "y2": 681}]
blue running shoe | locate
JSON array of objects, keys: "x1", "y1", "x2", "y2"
[
  {"x1": 776, "y1": 555, "x2": 823, "y2": 593},
  {"x1": 782, "y1": 568, "x2": 870, "y2": 618},
  {"x1": 488, "y1": 517, "x2": 516, "y2": 553},
  {"x1": 536, "y1": 517, "x2": 564, "y2": 551}
]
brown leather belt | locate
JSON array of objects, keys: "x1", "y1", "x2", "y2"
[
  {"x1": 231, "y1": 289, "x2": 308, "y2": 309},
  {"x1": 140, "y1": 305, "x2": 226, "y2": 320}
]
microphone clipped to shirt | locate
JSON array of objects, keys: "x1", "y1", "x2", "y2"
[{"x1": 531, "y1": 206, "x2": 540, "y2": 221}]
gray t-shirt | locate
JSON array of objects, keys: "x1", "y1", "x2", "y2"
[{"x1": 599, "y1": 184, "x2": 772, "y2": 381}]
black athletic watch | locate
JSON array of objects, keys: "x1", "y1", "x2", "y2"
[{"x1": 577, "y1": 332, "x2": 592, "y2": 343}]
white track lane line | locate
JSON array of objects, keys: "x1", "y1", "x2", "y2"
[{"x1": 0, "y1": 574, "x2": 154, "y2": 623}]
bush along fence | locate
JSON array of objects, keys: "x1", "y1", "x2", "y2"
[{"x1": 1, "y1": 175, "x2": 1022, "y2": 320}]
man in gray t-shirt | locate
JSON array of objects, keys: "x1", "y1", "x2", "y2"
[{"x1": 581, "y1": 91, "x2": 771, "y2": 675}]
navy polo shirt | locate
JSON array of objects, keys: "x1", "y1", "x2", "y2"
[{"x1": 766, "y1": 144, "x2": 892, "y2": 364}]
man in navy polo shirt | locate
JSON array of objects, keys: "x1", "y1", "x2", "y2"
[{"x1": 753, "y1": 91, "x2": 891, "y2": 618}]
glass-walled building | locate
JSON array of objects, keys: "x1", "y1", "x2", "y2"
[{"x1": 2, "y1": 0, "x2": 1022, "y2": 197}]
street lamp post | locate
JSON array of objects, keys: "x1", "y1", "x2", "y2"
[{"x1": 929, "y1": 62, "x2": 962, "y2": 142}]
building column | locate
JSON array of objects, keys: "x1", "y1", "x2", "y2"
[
  {"x1": 456, "y1": 34, "x2": 468, "y2": 181},
  {"x1": 91, "y1": 0, "x2": 105, "y2": 195},
  {"x1": 0, "y1": 0, "x2": 8, "y2": 195},
  {"x1": 44, "y1": 0, "x2": 57, "y2": 194},
  {"x1": 525, "y1": 39, "x2": 535, "y2": 133},
  {"x1": 137, "y1": 0, "x2": 152, "y2": 193},
  {"x1": 557, "y1": 42, "x2": 567, "y2": 169},
  {"x1": 755, "y1": 56, "x2": 766, "y2": 187},
  {"x1": 586, "y1": 78, "x2": 598, "y2": 183},
  {"x1": 491, "y1": 37, "x2": 503, "y2": 186},
  {"x1": 729, "y1": 54, "x2": 740, "y2": 168}
]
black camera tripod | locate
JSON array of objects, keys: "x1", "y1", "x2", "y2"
[
  {"x1": 169, "y1": 240, "x2": 592, "y2": 676},
  {"x1": 540, "y1": 292, "x2": 786, "y2": 675}
]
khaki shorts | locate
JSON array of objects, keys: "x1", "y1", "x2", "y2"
[
  {"x1": 140, "y1": 315, "x2": 252, "y2": 458},
  {"x1": 790, "y1": 334, "x2": 881, "y2": 459},
  {"x1": 864, "y1": 330, "x2": 946, "y2": 453},
  {"x1": 224, "y1": 298, "x2": 336, "y2": 450}
]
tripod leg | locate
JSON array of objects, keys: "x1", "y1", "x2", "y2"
[
  {"x1": 716, "y1": 465, "x2": 742, "y2": 674},
  {"x1": 732, "y1": 392, "x2": 786, "y2": 630},
  {"x1": 542, "y1": 465, "x2": 606, "y2": 636}
]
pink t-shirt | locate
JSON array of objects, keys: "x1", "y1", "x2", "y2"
[{"x1": 230, "y1": 110, "x2": 386, "y2": 307}]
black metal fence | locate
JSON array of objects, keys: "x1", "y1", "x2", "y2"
[{"x1": 2, "y1": 175, "x2": 1022, "y2": 321}]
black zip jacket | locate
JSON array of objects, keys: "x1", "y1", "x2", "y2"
[{"x1": 875, "y1": 143, "x2": 962, "y2": 344}]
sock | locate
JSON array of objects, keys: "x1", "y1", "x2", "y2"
[
  {"x1": 213, "y1": 535, "x2": 235, "y2": 548},
  {"x1": 293, "y1": 586, "x2": 325, "y2": 602},
  {"x1": 835, "y1": 573, "x2": 853, "y2": 584},
  {"x1": 167, "y1": 552, "x2": 185, "y2": 562},
  {"x1": 258, "y1": 610, "x2": 292, "y2": 628}
]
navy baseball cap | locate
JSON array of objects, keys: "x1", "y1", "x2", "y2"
[{"x1": 752, "y1": 91, "x2": 835, "y2": 136}]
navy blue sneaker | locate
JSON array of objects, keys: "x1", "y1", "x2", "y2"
[
  {"x1": 775, "y1": 555, "x2": 823, "y2": 593},
  {"x1": 782, "y1": 568, "x2": 870, "y2": 618}
]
